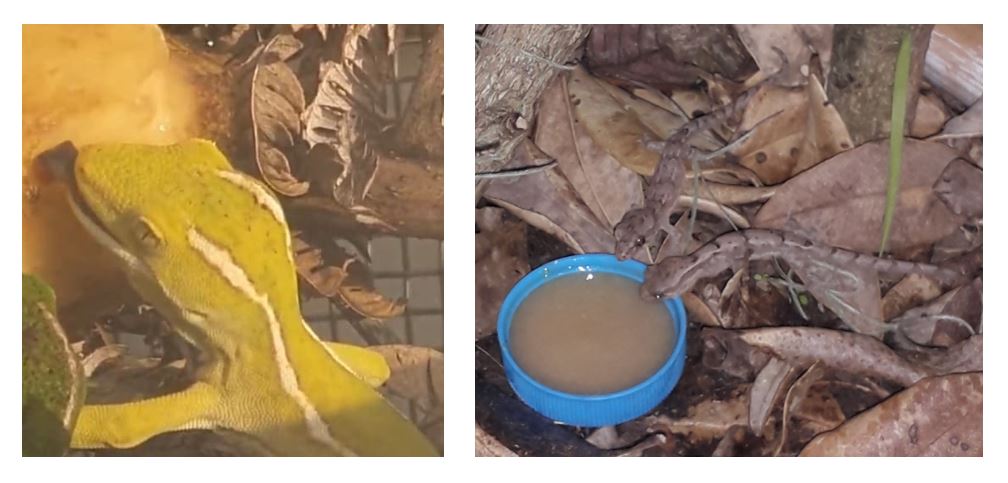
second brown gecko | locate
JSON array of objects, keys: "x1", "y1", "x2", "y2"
[{"x1": 642, "y1": 229, "x2": 972, "y2": 300}]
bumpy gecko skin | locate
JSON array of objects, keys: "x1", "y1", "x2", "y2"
[
  {"x1": 613, "y1": 87, "x2": 760, "y2": 260},
  {"x1": 614, "y1": 208, "x2": 655, "y2": 260},
  {"x1": 643, "y1": 229, "x2": 971, "y2": 300},
  {"x1": 38, "y1": 140, "x2": 437, "y2": 456}
]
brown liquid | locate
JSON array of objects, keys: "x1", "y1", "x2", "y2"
[{"x1": 509, "y1": 272, "x2": 675, "y2": 395}]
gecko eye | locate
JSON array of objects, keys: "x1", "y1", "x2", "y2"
[
  {"x1": 635, "y1": 236, "x2": 645, "y2": 247},
  {"x1": 130, "y1": 216, "x2": 164, "y2": 251}
]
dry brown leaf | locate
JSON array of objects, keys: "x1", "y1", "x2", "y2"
[
  {"x1": 882, "y1": 274, "x2": 944, "y2": 321},
  {"x1": 587, "y1": 25, "x2": 757, "y2": 85},
  {"x1": 910, "y1": 91, "x2": 950, "y2": 138},
  {"x1": 933, "y1": 157, "x2": 982, "y2": 219},
  {"x1": 475, "y1": 207, "x2": 529, "y2": 340},
  {"x1": 734, "y1": 77, "x2": 852, "y2": 184},
  {"x1": 630, "y1": 87, "x2": 728, "y2": 150},
  {"x1": 749, "y1": 357, "x2": 797, "y2": 437},
  {"x1": 754, "y1": 139, "x2": 965, "y2": 254},
  {"x1": 734, "y1": 25, "x2": 833, "y2": 87},
  {"x1": 536, "y1": 72, "x2": 643, "y2": 227},
  {"x1": 302, "y1": 59, "x2": 380, "y2": 206},
  {"x1": 800, "y1": 373, "x2": 981, "y2": 456},
  {"x1": 338, "y1": 285, "x2": 405, "y2": 320},
  {"x1": 483, "y1": 140, "x2": 615, "y2": 254},
  {"x1": 681, "y1": 291, "x2": 722, "y2": 328},
  {"x1": 935, "y1": 98, "x2": 982, "y2": 139},
  {"x1": 293, "y1": 242, "x2": 349, "y2": 297},
  {"x1": 924, "y1": 25, "x2": 982, "y2": 108},
  {"x1": 566, "y1": 66, "x2": 662, "y2": 176},
  {"x1": 918, "y1": 334, "x2": 982, "y2": 375},
  {"x1": 891, "y1": 277, "x2": 981, "y2": 347},
  {"x1": 790, "y1": 383, "x2": 845, "y2": 437},
  {"x1": 734, "y1": 327, "x2": 931, "y2": 387},
  {"x1": 291, "y1": 233, "x2": 403, "y2": 320},
  {"x1": 782, "y1": 364, "x2": 845, "y2": 443},
  {"x1": 251, "y1": 34, "x2": 309, "y2": 197},
  {"x1": 371, "y1": 345, "x2": 443, "y2": 452}
]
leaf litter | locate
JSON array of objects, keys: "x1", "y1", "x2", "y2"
[{"x1": 476, "y1": 24, "x2": 982, "y2": 456}]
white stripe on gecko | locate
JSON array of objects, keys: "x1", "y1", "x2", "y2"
[{"x1": 187, "y1": 227, "x2": 355, "y2": 455}]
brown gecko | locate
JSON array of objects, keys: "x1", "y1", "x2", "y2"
[
  {"x1": 613, "y1": 88, "x2": 759, "y2": 259},
  {"x1": 642, "y1": 229, "x2": 972, "y2": 299}
]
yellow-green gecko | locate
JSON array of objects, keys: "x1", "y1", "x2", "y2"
[{"x1": 38, "y1": 139, "x2": 437, "y2": 456}]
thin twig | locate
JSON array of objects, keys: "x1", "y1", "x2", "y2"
[
  {"x1": 475, "y1": 343, "x2": 504, "y2": 370},
  {"x1": 475, "y1": 159, "x2": 558, "y2": 179}
]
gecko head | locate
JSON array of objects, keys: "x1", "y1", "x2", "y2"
[
  {"x1": 613, "y1": 208, "x2": 654, "y2": 260},
  {"x1": 641, "y1": 256, "x2": 697, "y2": 300}
]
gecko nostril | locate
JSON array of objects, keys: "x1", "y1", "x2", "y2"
[{"x1": 34, "y1": 140, "x2": 79, "y2": 184}]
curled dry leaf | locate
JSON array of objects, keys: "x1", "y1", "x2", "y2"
[
  {"x1": 776, "y1": 362, "x2": 844, "y2": 455},
  {"x1": 933, "y1": 157, "x2": 982, "y2": 219},
  {"x1": 932, "y1": 99, "x2": 984, "y2": 166},
  {"x1": 918, "y1": 334, "x2": 982, "y2": 375},
  {"x1": 292, "y1": 235, "x2": 349, "y2": 296},
  {"x1": 535, "y1": 71, "x2": 643, "y2": 227},
  {"x1": 734, "y1": 77, "x2": 852, "y2": 184},
  {"x1": 302, "y1": 29, "x2": 384, "y2": 206},
  {"x1": 81, "y1": 344, "x2": 126, "y2": 378},
  {"x1": 731, "y1": 326, "x2": 932, "y2": 387},
  {"x1": 891, "y1": 277, "x2": 981, "y2": 347},
  {"x1": 882, "y1": 273, "x2": 943, "y2": 321},
  {"x1": 910, "y1": 91, "x2": 950, "y2": 138},
  {"x1": 475, "y1": 207, "x2": 529, "y2": 340},
  {"x1": 734, "y1": 25, "x2": 833, "y2": 87},
  {"x1": 338, "y1": 285, "x2": 405, "y2": 320},
  {"x1": 800, "y1": 373, "x2": 982, "y2": 456},
  {"x1": 483, "y1": 139, "x2": 615, "y2": 254},
  {"x1": 681, "y1": 291, "x2": 722, "y2": 328},
  {"x1": 935, "y1": 98, "x2": 982, "y2": 139},
  {"x1": 371, "y1": 345, "x2": 443, "y2": 451},
  {"x1": 924, "y1": 25, "x2": 982, "y2": 108},
  {"x1": 565, "y1": 66, "x2": 664, "y2": 176},
  {"x1": 754, "y1": 139, "x2": 965, "y2": 254},
  {"x1": 749, "y1": 357, "x2": 797, "y2": 437},
  {"x1": 630, "y1": 87, "x2": 726, "y2": 150},
  {"x1": 789, "y1": 380, "x2": 845, "y2": 438},
  {"x1": 587, "y1": 25, "x2": 757, "y2": 85},
  {"x1": 251, "y1": 34, "x2": 310, "y2": 196},
  {"x1": 291, "y1": 233, "x2": 404, "y2": 320}
]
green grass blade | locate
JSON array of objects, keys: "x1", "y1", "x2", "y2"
[{"x1": 879, "y1": 32, "x2": 912, "y2": 256}]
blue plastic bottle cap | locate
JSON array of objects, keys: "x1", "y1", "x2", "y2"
[{"x1": 497, "y1": 253, "x2": 688, "y2": 427}]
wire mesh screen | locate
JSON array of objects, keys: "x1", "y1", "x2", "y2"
[
  {"x1": 303, "y1": 237, "x2": 444, "y2": 350},
  {"x1": 305, "y1": 26, "x2": 443, "y2": 351}
]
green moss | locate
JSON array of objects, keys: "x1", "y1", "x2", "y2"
[{"x1": 22, "y1": 274, "x2": 83, "y2": 456}]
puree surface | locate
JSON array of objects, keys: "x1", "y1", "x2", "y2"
[{"x1": 509, "y1": 272, "x2": 675, "y2": 395}]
